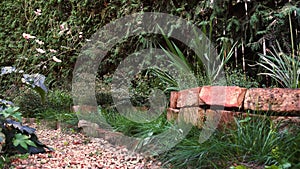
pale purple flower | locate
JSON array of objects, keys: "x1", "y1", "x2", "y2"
[{"x1": 60, "y1": 24, "x2": 65, "y2": 31}]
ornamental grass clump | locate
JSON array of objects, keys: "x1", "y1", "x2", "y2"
[{"x1": 257, "y1": 13, "x2": 299, "y2": 89}]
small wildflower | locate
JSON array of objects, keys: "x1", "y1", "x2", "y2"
[
  {"x1": 67, "y1": 30, "x2": 71, "y2": 35},
  {"x1": 60, "y1": 23, "x2": 68, "y2": 31},
  {"x1": 52, "y1": 56, "x2": 62, "y2": 63},
  {"x1": 79, "y1": 32, "x2": 83, "y2": 38},
  {"x1": 22, "y1": 33, "x2": 36, "y2": 40},
  {"x1": 49, "y1": 49, "x2": 57, "y2": 53},
  {"x1": 85, "y1": 39, "x2": 91, "y2": 42},
  {"x1": 21, "y1": 78, "x2": 26, "y2": 84},
  {"x1": 36, "y1": 48, "x2": 46, "y2": 54},
  {"x1": 60, "y1": 24, "x2": 65, "y2": 31},
  {"x1": 35, "y1": 39, "x2": 44, "y2": 45},
  {"x1": 34, "y1": 9, "x2": 42, "y2": 16}
]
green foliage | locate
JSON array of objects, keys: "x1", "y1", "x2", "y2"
[
  {"x1": 257, "y1": 42, "x2": 299, "y2": 88},
  {"x1": 37, "y1": 109, "x2": 78, "y2": 126},
  {"x1": 257, "y1": 9, "x2": 299, "y2": 89},
  {"x1": 160, "y1": 127, "x2": 232, "y2": 168},
  {"x1": 230, "y1": 165, "x2": 248, "y2": 169},
  {"x1": 13, "y1": 133, "x2": 36, "y2": 150},
  {"x1": 265, "y1": 162, "x2": 292, "y2": 169},
  {"x1": 0, "y1": 154, "x2": 9, "y2": 169},
  {"x1": 0, "y1": 107, "x2": 22, "y2": 122},
  {"x1": 223, "y1": 67, "x2": 259, "y2": 88},
  {"x1": 0, "y1": 105, "x2": 36, "y2": 154},
  {"x1": 159, "y1": 115, "x2": 300, "y2": 168},
  {"x1": 1, "y1": 0, "x2": 299, "y2": 90},
  {"x1": 15, "y1": 89, "x2": 73, "y2": 118},
  {"x1": 101, "y1": 107, "x2": 172, "y2": 138}
]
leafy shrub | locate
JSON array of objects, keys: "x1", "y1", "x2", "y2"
[
  {"x1": 223, "y1": 67, "x2": 259, "y2": 88},
  {"x1": 14, "y1": 89, "x2": 73, "y2": 118}
]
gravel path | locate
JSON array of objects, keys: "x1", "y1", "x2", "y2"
[{"x1": 9, "y1": 123, "x2": 163, "y2": 169}]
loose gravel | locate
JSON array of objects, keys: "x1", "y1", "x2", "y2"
[{"x1": 9, "y1": 123, "x2": 163, "y2": 169}]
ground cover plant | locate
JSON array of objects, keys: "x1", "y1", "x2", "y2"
[{"x1": 158, "y1": 115, "x2": 300, "y2": 169}]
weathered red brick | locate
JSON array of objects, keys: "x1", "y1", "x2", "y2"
[
  {"x1": 167, "y1": 108, "x2": 179, "y2": 121},
  {"x1": 176, "y1": 87, "x2": 203, "y2": 108},
  {"x1": 177, "y1": 107, "x2": 205, "y2": 128},
  {"x1": 169, "y1": 91, "x2": 178, "y2": 109},
  {"x1": 244, "y1": 88, "x2": 300, "y2": 112},
  {"x1": 199, "y1": 86, "x2": 247, "y2": 108}
]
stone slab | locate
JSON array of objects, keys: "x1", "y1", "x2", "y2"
[
  {"x1": 177, "y1": 107, "x2": 205, "y2": 128},
  {"x1": 199, "y1": 86, "x2": 247, "y2": 108},
  {"x1": 244, "y1": 88, "x2": 300, "y2": 112},
  {"x1": 176, "y1": 87, "x2": 203, "y2": 108}
]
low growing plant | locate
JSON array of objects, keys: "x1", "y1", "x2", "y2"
[{"x1": 159, "y1": 114, "x2": 299, "y2": 168}]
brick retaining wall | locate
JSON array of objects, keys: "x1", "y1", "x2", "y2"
[{"x1": 168, "y1": 86, "x2": 300, "y2": 128}]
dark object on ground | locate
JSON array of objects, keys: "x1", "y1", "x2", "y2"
[{"x1": 1, "y1": 118, "x2": 54, "y2": 155}]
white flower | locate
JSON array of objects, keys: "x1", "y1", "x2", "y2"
[
  {"x1": 34, "y1": 9, "x2": 42, "y2": 16},
  {"x1": 297, "y1": 69, "x2": 300, "y2": 75},
  {"x1": 35, "y1": 39, "x2": 44, "y2": 45},
  {"x1": 52, "y1": 56, "x2": 62, "y2": 63},
  {"x1": 36, "y1": 48, "x2": 46, "y2": 54},
  {"x1": 49, "y1": 49, "x2": 57, "y2": 53},
  {"x1": 21, "y1": 78, "x2": 26, "y2": 83},
  {"x1": 22, "y1": 33, "x2": 36, "y2": 40},
  {"x1": 79, "y1": 32, "x2": 83, "y2": 38}
]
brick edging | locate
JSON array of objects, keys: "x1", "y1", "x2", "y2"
[{"x1": 170, "y1": 86, "x2": 300, "y2": 114}]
